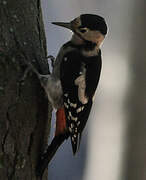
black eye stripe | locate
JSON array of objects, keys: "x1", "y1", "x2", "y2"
[
  {"x1": 78, "y1": 27, "x2": 87, "y2": 33},
  {"x1": 80, "y1": 29, "x2": 86, "y2": 33}
]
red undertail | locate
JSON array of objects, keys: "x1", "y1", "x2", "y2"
[{"x1": 55, "y1": 108, "x2": 66, "y2": 136}]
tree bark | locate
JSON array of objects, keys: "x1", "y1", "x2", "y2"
[{"x1": 0, "y1": 0, "x2": 51, "y2": 179}]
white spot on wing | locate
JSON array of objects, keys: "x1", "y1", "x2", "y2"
[
  {"x1": 71, "y1": 123, "x2": 74, "y2": 128},
  {"x1": 70, "y1": 103, "x2": 77, "y2": 108},
  {"x1": 67, "y1": 98, "x2": 77, "y2": 108},
  {"x1": 64, "y1": 57, "x2": 68, "y2": 61},
  {"x1": 69, "y1": 127, "x2": 72, "y2": 133},
  {"x1": 81, "y1": 106, "x2": 84, "y2": 111},
  {"x1": 72, "y1": 136, "x2": 75, "y2": 143},
  {"x1": 64, "y1": 93, "x2": 68, "y2": 97},
  {"x1": 77, "y1": 107, "x2": 82, "y2": 113},
  {"x1": 64, "y1": 102, "x2": 69, "y2": 109},
  {"x1": 77, "y1": 121, "x2": 80, "y2": 126},
  {"x1": 69, "y1": 111, "x2": 78, "y2": 121},
  {"x1": 74, "y1": 134, "x2": 77, "y2": 138},
  {"x1": 67, "y1": 98, "x2": 71, "y2": 104},
  {"x1": 69, "y1": 111, "x2": 72, "y2": 117},
  {"x1": 72, "y1": 116, "x2": 78, "y2": 121}
]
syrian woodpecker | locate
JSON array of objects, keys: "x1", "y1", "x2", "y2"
[{"x1": 35, "y1": 14, "x2": 108, "y2": 178}]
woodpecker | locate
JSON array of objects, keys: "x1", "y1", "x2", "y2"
[{"x1": 35, "y1": 14, "x2": 108, "y2": 178}]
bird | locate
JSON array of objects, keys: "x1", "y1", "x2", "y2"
[{"x1": 35, "y1": 14, "x2": 108, "y2": 178}]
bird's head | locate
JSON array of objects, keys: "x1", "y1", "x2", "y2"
[{"x1": 52, "y1": 14, "x2": 108, "y2": 48}]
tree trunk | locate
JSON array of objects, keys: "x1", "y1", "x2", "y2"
[{"x1": 0, "y1": 0, "x2": 52, "y2": 179}]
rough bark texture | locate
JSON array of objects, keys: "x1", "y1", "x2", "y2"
[{"x1": 0, "y1": 0, "x2": 52, "y2": 179}]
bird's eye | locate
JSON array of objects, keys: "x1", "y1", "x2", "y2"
[{"x1": 79, "y1": 28, "x2": 88, "y2": 33}]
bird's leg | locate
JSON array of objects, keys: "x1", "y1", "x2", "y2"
[
  {"x1": 21, "y1": 60, "x2": 51, "y2": 86},
  {"x1": 21, "y1": 58, "x2": 63, "y2": 109}
]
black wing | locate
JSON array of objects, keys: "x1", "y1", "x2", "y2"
[{"x1": 60, "y1": 49, "x2": 102, "y2": 154}]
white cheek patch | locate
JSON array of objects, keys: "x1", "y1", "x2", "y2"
[
  {"x1": 83, "y1": 31, "x2": 104, "y2": 45},
  {"x1": 95, "y1": 32, "x2": 105, "y2": 48},
  {"x1": 81, "y1": 31, "x2": 105, "y2": 57},
  {"x1": 75, "y1": 75, "x2": 88, "y2": 104}
]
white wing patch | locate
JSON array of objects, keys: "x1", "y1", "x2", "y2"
[
  {"x1": 76, "y1": 107, "x2": 82, "y2": 113},
  {"x1": 64, "y1": 102, "x2": 69, "y2": 109},
  {"x1": 69, "y1": 111, "x2": 78, "y2": 121},
  {"x1": 63, "y1": 94, "x2": 86, "y2": 154},
  {"x1": 70, "y1": 102, "x2": 77, "y2": 108}
]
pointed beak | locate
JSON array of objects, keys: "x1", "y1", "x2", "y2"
[{"x1": 52, "y1": 22, "x2": 72, "y2": 30}]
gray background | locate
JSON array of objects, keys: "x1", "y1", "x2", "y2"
[{"x1": 41, "y1": 0, "x2": 146, "y2": 179}]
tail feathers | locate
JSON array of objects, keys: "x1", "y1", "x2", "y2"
[
  {"x1": 55, "y1": 108, "x2": 66, "y2": 136},
  {"x1": 36, "y1": 133, "x2": 69, "y2": 178},
  {"x1": 71, "y1": 133, "x2": 82, "y2": 155}
]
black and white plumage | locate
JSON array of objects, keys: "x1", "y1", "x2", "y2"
[
  {"x1": 59, "y1": 42, "x2": 102, "y2": 154},
  {"x1": 36, "y1": 14, "x2": 107, "y2": 178}
]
